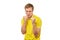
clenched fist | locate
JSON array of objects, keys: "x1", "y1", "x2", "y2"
[
  {"x1": 23, "y1": 16, "x2": 28, "y2": 22},
  {"x1": 31, "y1": 17, "x2": 36, "y2": 24}
]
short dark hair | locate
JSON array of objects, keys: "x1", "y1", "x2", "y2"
[{"x1": 25, "y1": 3, "x2": 34, "y2": 11}]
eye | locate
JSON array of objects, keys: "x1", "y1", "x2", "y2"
[{"x1": 26, "y1": 11, "x2": 28, "y2": 12}]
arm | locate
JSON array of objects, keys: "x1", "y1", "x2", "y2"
[
  {"x1": 32, "y1": 23, "x2": 40, "y2": 37},
  {"x1": 21, "y1": 21, "x2": 27, "y2": 34},
  {"x1": 32, "y1": 17, "x2": 41, "y2": 37},
  {"x1": 21, "y1": 16, "x2": 28, "y2": 34}
]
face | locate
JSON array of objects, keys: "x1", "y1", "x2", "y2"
[{"x1": 25, "y1": 7, "x2": 33, "y2": 18}]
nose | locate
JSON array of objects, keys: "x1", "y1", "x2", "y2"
[{"x1": 27, "y1": 12, "x2": 30, "y2": 15}]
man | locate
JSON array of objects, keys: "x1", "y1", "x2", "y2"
[{"x1": 21, "y1": 3, "x2": 42, "y2": 40}]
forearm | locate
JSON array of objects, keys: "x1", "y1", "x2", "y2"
[
  {"x1": 33, "y1": 23, "x2": 37, "y2": 32},
  {"x1": 21, "y1": 22, "x2": 27, "y2": 34},
  {"x1": 32, "y1": 23, "x2": 38, "y2": 36}
]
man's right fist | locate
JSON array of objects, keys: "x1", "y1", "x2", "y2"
[{"x1": 23, "y1": 16, "x2": 28, "y2": 22}]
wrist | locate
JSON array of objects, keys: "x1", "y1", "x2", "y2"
[{"x1": 23, "y1": 21, "x2": 27, "y2": 27}]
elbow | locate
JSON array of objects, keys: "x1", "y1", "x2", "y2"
[
  {"x1": 34, "y1": 31, "x2": 38, "y2": 36},
  {"x1": 33, "y1": 28, "x2": 40, "y2": 37},
  {"x1": 21, "y1": 28, "x2": 26, "y2": 34},
  {"x1": 33, "y1": 29, "x2": 39, "y2": 37},
  {"x1": 21, "y1": 30, "x2": 26, "y2": 34}
]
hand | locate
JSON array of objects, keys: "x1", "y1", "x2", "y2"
[
  {"x1": 23, "y1": 16, "x2": 28, "y2": 22},
  {"x1": 31, "y1": 17, "x2": 36, "y2": 24}
]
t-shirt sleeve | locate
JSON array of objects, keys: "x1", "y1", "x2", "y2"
[
  {"x1": 36, "y1": 17, "x2": 42, "y2": 28},
  {"x1": 21, "y1": 18, "x2": 24, "y2": 26}
]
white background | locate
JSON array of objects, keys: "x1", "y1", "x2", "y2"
[{"x1": 0, "y1": 0, "x2": 60, "y2": 40}]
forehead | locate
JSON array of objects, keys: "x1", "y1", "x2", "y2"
[{"x1": 25, "y1": 7, "x2": 32, "y2": 11}]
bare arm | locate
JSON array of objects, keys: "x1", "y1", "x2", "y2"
[
  {"x1": 32, "y1": 17, "x2": 40, "y2": 37},
  {"x1": 32, "y1": 23, "x2": 40, "y2": 37},
  {"x1": 21, "y1": 22, "x2": 27, "y2": 34},
  {"x1": 21, "y1": 16, "x2": 27, "y2": 34}
]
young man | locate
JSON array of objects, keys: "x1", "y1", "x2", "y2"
[{"x1": 21, "y1": 3, "x2": 42, "y2": 40}]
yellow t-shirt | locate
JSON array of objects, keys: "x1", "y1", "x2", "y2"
[{"x1": 21, "y1": 15, "x2": 42, "y2": 40}]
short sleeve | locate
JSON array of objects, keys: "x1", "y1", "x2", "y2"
[
  {"x1": 21, "y1": 18, "x2": 24, "y2": 25},
  {"x1": 36, "y1": 17, "x2": 42, "y2": 28}
]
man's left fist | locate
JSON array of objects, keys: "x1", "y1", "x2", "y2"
[{"x1": 31, "y1": 17, "x2": 36, "y2": 24}]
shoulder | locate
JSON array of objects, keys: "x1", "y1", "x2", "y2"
[
  {"x1": 21, "y1": 17, "x2": 24, "y2": 22},
  {"x1": 33, "y1": 15, "x2": 42, "y2": 20}
]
